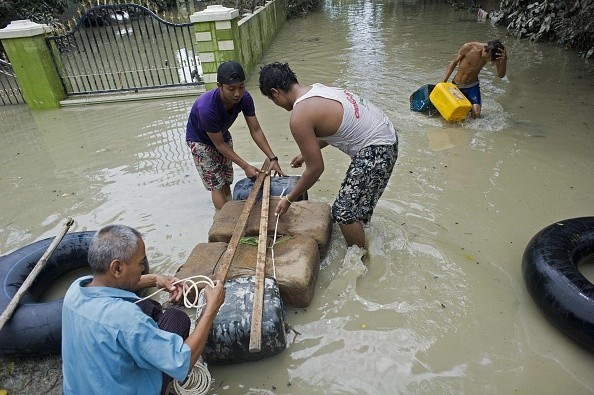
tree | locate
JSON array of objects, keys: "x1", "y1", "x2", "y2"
[
  {"x1": 0, "y1": 0, "x2": 69, "y2": 29},
  {"x1": 494, "y1": 0, "x2": 594, "y2": 58}
]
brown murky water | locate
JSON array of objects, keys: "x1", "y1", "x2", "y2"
[{"x1": 1, "y1": 0, "x2": 594, "y2": 393}]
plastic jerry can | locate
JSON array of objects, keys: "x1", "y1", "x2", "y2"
[
  {"x1": 429, "y1": 82, "x2": 472, "y2": 122},
  {"x1": 410, "y1": 84, "x2": 437, "y2": 114}
]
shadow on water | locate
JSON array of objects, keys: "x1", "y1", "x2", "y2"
[{"x1": 1, "y1": 0, "x2": 594, "y2": 393}]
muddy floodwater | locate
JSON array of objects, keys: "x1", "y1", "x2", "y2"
[{"x1": 1, "y1": 0, "x2": 594, "y2": 393}]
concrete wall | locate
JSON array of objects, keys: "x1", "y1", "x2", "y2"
[
  {"x1": 193, "y1": 0, "x2": 286, "y2": 90},
  {"x1": 237, "y1": 0, "x2": 287, "y2": 79},
  {"x1": 0, "y1": 20, "x2": 66, "y2": 109}
]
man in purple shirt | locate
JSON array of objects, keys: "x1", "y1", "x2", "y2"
[{"x1": 186, "y1": 61, "x2": 285, "y2": 209}]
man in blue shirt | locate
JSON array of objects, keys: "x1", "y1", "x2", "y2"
[
  {"x1": 186, "y1": 60, "x2": 285, "y2": 209},
  {"x1": 62, "y1": 224, "x2": 225, "y2": 394}
]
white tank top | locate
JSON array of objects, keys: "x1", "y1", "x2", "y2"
[{"x1": 293, "y1": 83, "x2": 397, "y2": 157}]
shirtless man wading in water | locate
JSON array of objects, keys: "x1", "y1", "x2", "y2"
[{"x1": 443, "y1": 39, "x2": 507, "y2": 118}]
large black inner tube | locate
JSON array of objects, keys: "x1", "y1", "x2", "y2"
[
  {"x1": 522, "y1": 217, "x2": 594, "y2": 352},
  {"x1": 0, "y1": 230, "x2": 151, "y2": 356},
  {"x1": 233, "y1": 176, "x2": 308, "y2": 201},
  {"x1": 0, "y1": 231, "x2": 95, "y2": 356}
]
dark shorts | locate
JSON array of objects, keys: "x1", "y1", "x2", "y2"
[
  {"x1": 187, "y1": 140, "x2": 234, "y2": 191},
  {"x1": 332, "y1": 142, "x2": 398, "y2": 225},
  {"x1": 137, "y1": 299, "x2": 191, "y2": 395},
  {"x1": 457, "y1": 82, "x2": 482, "y2": 105}
]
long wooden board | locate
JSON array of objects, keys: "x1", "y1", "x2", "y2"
[
  {"x1": 249, "y1": 172, "x2": 271, "y2": 352},
  {"x1": 215, "y1": 160, "x2": 269, "y2": 282}
]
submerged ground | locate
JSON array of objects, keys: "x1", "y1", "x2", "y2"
[{"x1": 1, "y1": 0, "x2": 594, "y2": 393}]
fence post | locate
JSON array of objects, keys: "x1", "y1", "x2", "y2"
[
  {"x1": 190, "y1": 5, "x2": 240, "y2": 90},
  {"x1": 0, "y1": 20, "x2": 66, "y2": 109}
]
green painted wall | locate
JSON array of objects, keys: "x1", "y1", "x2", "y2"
[
  {"x1": 237, "y1": 0, "x2": 287, "y2": 79},
  {"x1": 3, "y1": 35, "x2": 66, "y2": 109}
]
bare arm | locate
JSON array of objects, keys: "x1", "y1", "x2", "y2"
[
  {"x1": 443, "y1": 44, "x2": 470, "y2": 82},
  {"x1": 290, "y1": 139, "x2": 328, "y2": 167},
  {"x1": 208, "y1": 130, "x2": 261, "y2": 179},
  {"x1": 494, "y1": 46, "x2": 507, "y2": 78},
  {"x1": 443, "y1": 56, "x2": 460, "y2": 82},
  {"x1": 245, "y1": 115, "x2": 286, "y2": 176},
  {"x1": 275, "y1": 109, "x2": 324, "y2": 216},
  {"x1": 184, "y1": 281, "x2": 225, "y2": 369},
  {"x1": 135, "y1": 273, "x2": 159, "y2": 290}
]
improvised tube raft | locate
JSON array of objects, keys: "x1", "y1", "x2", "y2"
[
  {"x1": 522, "y1": 217, "x2": 594, "y2": 352},
  {"x1": 0, "y1": 230, "x2": 152, "y2": 356},
  {"x1": 177, "y1": 176, "x2": 332, "y2": 364},
  {"x1": 0, "y1": 231, "x2": 96, "y2": 356}
]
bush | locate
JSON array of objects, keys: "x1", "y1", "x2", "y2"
[
  {"x1": 497, "y1": 0, "x2": 594, "y2": 58},
  {"x1": 0, "y1": 0, "x2": 69, "y2": 29},
  {"x1": 214, "y1": 0, "x2": 322, "y2": 18},
  {"x1": 286, "y1": 0, "x2": 322, "y2": 18}
]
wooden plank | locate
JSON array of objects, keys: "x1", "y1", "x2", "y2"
[
  {"x1": 249, "y1": 172, "x2": 271, "y2": 352},
  {"x1": 215, "y1": 160, "x2": 269, "y2": 282}
]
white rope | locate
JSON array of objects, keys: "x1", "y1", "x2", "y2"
[
  {"x1": 134, "y1": 275, "x2": 216, "y2": 395},
  {"x1": 268, "y1": 186, "x2": 289, "y2": 279},
  {"x1": 172, "y1": 356, "x2": 212, "y2": 395},
  {"x1": 134, "y1": 275, "x2": 215, "y2": 309},
  {"x1": 270, "y1": 209, "x2": 281, "y2": 279}
]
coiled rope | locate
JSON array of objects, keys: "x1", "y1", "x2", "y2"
[
  {"x1": 171, "y1": 355, "x2": 212, "y2": 395},
  {"x1": 135, "y1": 275, "x2": 215, "y2": 395},
  {"x1": 135, "y1": 275, "x2": 215, "y2": 309}
]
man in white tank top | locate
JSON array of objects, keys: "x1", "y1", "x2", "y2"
[{"x1": 259, "y1": 62, "x2": 398, "y2": 249}]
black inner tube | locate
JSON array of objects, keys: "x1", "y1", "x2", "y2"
[
  {"x1": 0, "y1": 231, "x2": 149, "y2": 356},
  {"x1": 522, "y1": 217, "x2": 594, "y2": 353},
  {"x1": 0, "y1": 232, "x2": 95, "y2": 356}
]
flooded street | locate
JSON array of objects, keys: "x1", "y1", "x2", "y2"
[{"x1": 1, "y1": 0, "x2": 594, "y2": 393}]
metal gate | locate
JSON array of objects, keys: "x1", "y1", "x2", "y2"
[
  {"x1": 0, "y1": 58, "x2": 25, "y2": 105},
  {"x1": 46, "y1": 3, "x2": 203, "y2": 96}
]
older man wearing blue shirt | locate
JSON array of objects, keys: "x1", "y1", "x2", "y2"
[{"x1": 62, "y1": 224, "x2": 225, "y2": 394}]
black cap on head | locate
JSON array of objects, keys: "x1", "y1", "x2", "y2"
[{"x1": 217, "y1": 61, "x2": 245, "y2": 85}]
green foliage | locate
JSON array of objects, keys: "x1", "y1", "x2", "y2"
[
  {"x1": 214, "y1": 0, "x2": 321, "y2": 18},
  {"x1": 145, "y1": 0, "x2": 177, "y2": 12},
  {"x1": 505, "y1": 0, "x2": 558, "y2": 41},
  {"x1": 497, "y1": 0, "x2": 594, "y2": 58},
  {"x1": 0, "y1": 0, "x2": 69, "y2": 29},
  {"x1": 286, "y1": 0, "x2": 322, "y2": 18}
]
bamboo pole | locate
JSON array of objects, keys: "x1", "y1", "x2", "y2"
[
  {"x1": 215, "y1": 161, "x2": 269, "y2": 282},
  {"x1": 0, "y1": 218, "x2": 74, "y2": 332}
]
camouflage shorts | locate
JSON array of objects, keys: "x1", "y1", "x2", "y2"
[
  {"x1": 187, "y1": 140, "x2": 234, "y2": 191},
  {"x1": 332, "y1": 142, "x2": 398, "y2": 224}
]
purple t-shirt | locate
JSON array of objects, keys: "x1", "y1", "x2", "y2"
[{"x1": 186, "y1": 88, "x2": 256, "y2": 147}]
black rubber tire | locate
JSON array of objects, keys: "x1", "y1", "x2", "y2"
[
  {"x1": 232, "y1": 176, "x2": 308, "y2": 201},
  {"x1": 200, "y1": 275, "x2": 286, "y2": 364},
  {"x1": 522, "y1": 217, "x2": 594, "y2": 352},
  {"x1": 0, "y1": 231, "x2": 149, "y2": 356}
]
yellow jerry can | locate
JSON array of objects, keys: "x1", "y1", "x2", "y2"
[{"x1": 429, "y1": 82, "x2": 472, "y2": 122}]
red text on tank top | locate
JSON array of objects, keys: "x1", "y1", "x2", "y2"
[{"x1": 344, "y1": 91, "x2": 360, "y2": 119}]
